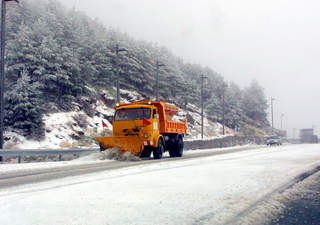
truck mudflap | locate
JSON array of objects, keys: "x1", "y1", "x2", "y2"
[{"x1": 96, "y1": 136, "x2": 144, "y2": 156}]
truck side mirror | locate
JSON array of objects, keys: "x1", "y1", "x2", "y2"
[{"x1": 154, "y1": 114, "x2": 159, "y2": 119}]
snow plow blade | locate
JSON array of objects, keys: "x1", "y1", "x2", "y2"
[{"x1": 96, "y1": 136, "x2": 144, "y2": 156}]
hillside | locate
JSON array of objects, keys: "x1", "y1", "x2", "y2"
[
  {"x1": 3, "y1": 88, "x2": 268, "y2": 151},
  {"x1": 2, "y1": 0, "x2": 270, "y2": 149}
]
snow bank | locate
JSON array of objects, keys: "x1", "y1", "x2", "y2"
[{"x1": 99, "y1": 148, "x2": 139, "y2": 161}]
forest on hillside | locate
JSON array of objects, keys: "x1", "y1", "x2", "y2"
[{"x1": 3, "y1": 0, "x2": 269, "y2": 139}]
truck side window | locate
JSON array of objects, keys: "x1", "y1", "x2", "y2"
[
  {"x1": 153, "y1": 109, "x2": 157, "y2": 118},
  {"x1": 142, "y1": 108, "x2": 151, "y2": 119},
  {"x1": 115, "y1": 109, "x2": 128, "y2": 121}
]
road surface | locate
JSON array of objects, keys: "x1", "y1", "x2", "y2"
[{"x1": 1, "y1": 144, "x2": 319, "y2": 224}]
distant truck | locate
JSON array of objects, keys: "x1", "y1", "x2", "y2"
[
  {"x1": 308, "y1": 135, "x2": 319, "y2": 143},
  {"x1": 97, "y1": 99, "x2": 187, "y2": 159},
  {"x1": 299, "y1": 129, "x2": 314, "y2": 143}
]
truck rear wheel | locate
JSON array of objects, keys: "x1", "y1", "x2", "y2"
[
  {"x1": 169, "y1": 148, "x2": 176, "y2": 157},
  {"x1": 168, "y1": 136, "x2": 183, "y2": 157},
  {"x1": 175, "y1": 137, "x2": 183, "y2": 157},
  {"x1": 153, "y1": 139, "x2": 164, "y2": 159}
]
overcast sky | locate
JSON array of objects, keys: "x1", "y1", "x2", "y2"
[{"x1": 61, "y1": 0, "x2": 320, "y2": 138}]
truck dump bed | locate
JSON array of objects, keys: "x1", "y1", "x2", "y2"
[{"x1": 153, "y1": 101, "x2": 187, "y2": 134}]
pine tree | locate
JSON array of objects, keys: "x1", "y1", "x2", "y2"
[
  {"x1": 4, "y1": 70, "x2": 45, "y2": 140},
  {"x1": 224, "y1": 82, "x2": 245, "y2": 129},
  {"x1": 242, "y1": 79, "x2": 268, "y2": 123},
  {"x1": 205, "y1": 92, "x2": 221, "y2": 116}
]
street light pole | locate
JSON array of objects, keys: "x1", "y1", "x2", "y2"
[
  {"x1": 281, "y1": 113, "x2": 284, "y2": 134},
  {"x1": 293, "y1": 128, "x2": 296, "y2": 140},
  {"x1": 0, "y1": 0, "x2": 5, "y2": 162},
  {"x1": 115, "y1": 44, "x2": 127, "y2": 103},
  {"x1": 222, "y1": 83, "x2": 228, "y2": 135},
  {"x1": 201, "y1": 74, "x2": 207, "y2": 139},
  {"x1": 156, "y1": 61, "x2": 164, "y2": 101},
  {"x1": 1, "y1": 0, "x2": 19, "y2": 162},
  {"x1": 115, "y1": 44, "x2": 120, "y2": 103},
  {"x1": 312, "y1": 124, "x2": 316, "y2": 134},
  {"x1": 271, "y1": 97, "x2": 275, "y2": 135}
]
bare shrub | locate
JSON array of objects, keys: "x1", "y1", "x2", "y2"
[
  {"x1": 59, "y1": 141, "x2": 72, "y2": 148},
  {"x1": 3, "y1": 141, "x2": 19, "y2": 149}
]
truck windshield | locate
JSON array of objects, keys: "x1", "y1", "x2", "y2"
[{"x1": 114, "y1": 108, "x2": 151, "y2": 121}]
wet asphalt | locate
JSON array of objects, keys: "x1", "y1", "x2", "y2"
[{"x1": 269, "y1": 176, "x2": 320, "y2": 225}]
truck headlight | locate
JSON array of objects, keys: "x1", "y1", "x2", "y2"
[{"x1": 143, "y1": 133, "x2": 149, "y2": 139}]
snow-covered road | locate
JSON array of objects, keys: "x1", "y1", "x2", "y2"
[{"x1": 1, "y1": 144, "x2": 320, "y2": 225}]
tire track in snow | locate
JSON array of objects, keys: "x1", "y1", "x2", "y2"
[{"x1": 223, "y1": 166, "x2": 320, "y2": 225}]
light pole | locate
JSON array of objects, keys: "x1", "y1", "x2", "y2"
[
  {"x1": 0, "y1": 0, "x2": 19, "y2": 162},
  {"x1": 115, "y1": 44, "x2": 127, "y2": 103},
  {"x1": 312, "y1": 124, "x2": 316, "y2": 134},
  {"x1": 293, "y1": 128, "x2": 296, "y2": 140},
  {"x1": 271, "y1": 97, "x2": 275, "y2": 135},
  {"x1": 281, "y1": 113, "x2": 284, "y2": 134},
  {"x1": 201, "y1": 74, "x2": 207, "y2": 139},
  {"x1": 156, "y1": 61, "x2": 164, "y2": 101},
  {"x1": 222, "y1": 83, "x2": 228, "y2": 135}
]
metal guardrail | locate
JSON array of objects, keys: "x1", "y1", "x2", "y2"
[{"x1": 0, "y1": 148, "x2": 100, "y2": 163}]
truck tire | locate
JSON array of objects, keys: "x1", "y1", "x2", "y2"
[
  {"x1": 153, "y1": 139, "x2": 164, "y2": 159},
  {"x1": 175, "y1": 137, "x2": 183, "y2": 157},
  {"x1": 168, "y1": 136, "x2": 183, "y2": 157},
  {"x1": 169, "y1": 148, "x2": 176, "y2": 157},
  {"x1": 140, "y1": 147, "x2": 151, "y2": 158}
]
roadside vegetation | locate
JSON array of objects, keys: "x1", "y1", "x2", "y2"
[{"x1": 4, "y1": 0, "x2": 269, "y2": 141}]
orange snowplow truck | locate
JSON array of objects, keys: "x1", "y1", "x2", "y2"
[{"x1": 96, "y1": 99, "x2": 187, "y2": 159}]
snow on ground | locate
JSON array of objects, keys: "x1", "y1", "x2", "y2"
[
  {"x1": 3, "y1": 98, "x2": 226, "y2": 151},
  {"x1": 4, "y1": 108, "x2": 114, "y2": 150},
  {"x1": 1, "y1": 144, "x2": 320, "y2": 224}
]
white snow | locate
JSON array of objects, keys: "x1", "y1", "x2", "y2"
[
  {"x1": 1, "y1": 144, "x2": 320, "y2": 224},
  {"x1": 4, "y1": 109, "x2": 114, "y2": 150},
  {"x1": 3, "y1": 98, "x2": 227, "y2": 151}
]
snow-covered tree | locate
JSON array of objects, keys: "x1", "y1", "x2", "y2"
[
  {"x1": 205, "y1": 92, "x2": 221, "y2": 116},
  {"x1": 224, "y1": 82, "x2": 246, "y2": 129},
  {"x1": 4, "y1": 70, "x2": 45, "y2": 139},
  {"x1": 242, "y1": 79, "x2": 268, "y2": 123}
]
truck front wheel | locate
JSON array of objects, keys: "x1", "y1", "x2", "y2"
[
  {"x1": 140, "y1": 147, "x2": 151, "y2": 158},
  {"x1": 153, "y1": 139, "x2": 164, "y2": 159}
]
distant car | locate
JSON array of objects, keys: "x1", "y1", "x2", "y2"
[
  {"x1": 308, "y1": 135, "x2": 318, "y2": 143},
  {"x1": 266, "y1": 136, "x2": 282, "y2": 146}
]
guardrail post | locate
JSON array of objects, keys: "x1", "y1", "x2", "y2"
[
  {"x1": 59, "y1": 155, "x2": 62, "y2": 161},
  {"x1": 18, "y1": 156, "x2": 21, "y2": 163}
]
